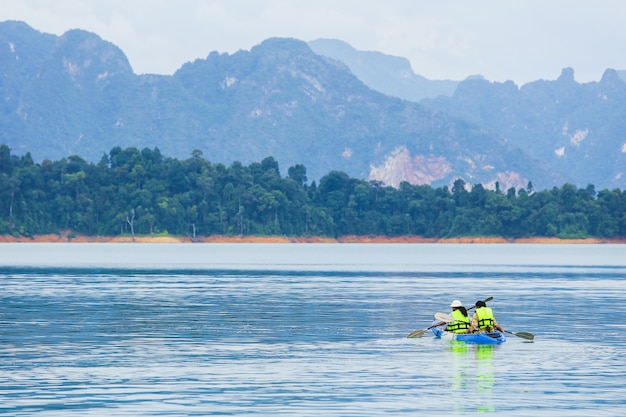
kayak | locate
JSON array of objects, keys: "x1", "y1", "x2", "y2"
[{"x1": 432, "y1": 324, "x2": 506, "y2": 345}]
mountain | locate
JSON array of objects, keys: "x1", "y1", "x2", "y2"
[
  {"x1": 308, "y1": 38, "x2": 459, "y2": 101},
  {"x1": 0, "y1": 20, "x2": 137, "y2": 158},
  {"x1": 307, "y1": 40, "x2": 626, "y2": 191},
  {"x1": 0, "y1": 21, "x2": 558, "y2": 190},
  {"x1": 422, "y1": 67, "x2": 626, "y2": 190}
]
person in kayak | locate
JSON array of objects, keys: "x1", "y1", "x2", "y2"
[
  {"x1": 435, "y1": 299, "x2": 471, "y2": 333},
  {"x1": 469, "y1": 300, "x2": 505, "y2": 333}
]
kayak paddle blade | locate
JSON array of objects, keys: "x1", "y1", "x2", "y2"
[
  {"x1": 407, "y1": 328, "x2": 428, "y2": 338},
  {"x1": 508, "y1": 331, "x2": 534, "y2": 341},
  {"x1": 434, "y1": 312, "x2": 454, "y2": 323}
]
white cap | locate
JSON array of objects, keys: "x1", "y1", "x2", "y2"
[{"x1": 450, "y1": 300, "x2": 463, "y2": 308}]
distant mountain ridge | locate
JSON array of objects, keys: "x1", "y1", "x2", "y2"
[
  {"x1": 422, "y1": 67, "x2": 626, "y2": 191},
  {"x1": 307, "y1": 39, "x2": 626, "y2": 191},
  {"x1": 0, "y1": 20, "x2": 624, "y2": 190},
  {"x1": 308, "y1": 38, "x2": 459, "y2": 101}
]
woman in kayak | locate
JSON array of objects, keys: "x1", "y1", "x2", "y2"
[
  {"x1": 469, "y1": 300, "x2": 505, "y2": 333},
  {"x1": 435, "y1": 300, "x2": 471, "y2": 333}
]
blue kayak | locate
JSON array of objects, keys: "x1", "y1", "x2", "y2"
[{"x1": 432, "y1": 324, "x2": 506, "y2": 345}]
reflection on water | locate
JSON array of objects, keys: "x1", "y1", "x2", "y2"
[
  {"x1": 475, "y1": 345, "x2": 496, "y2": 413},
  {"x1": 448, "y1": 342, "x2": 496, "y2": 413}
]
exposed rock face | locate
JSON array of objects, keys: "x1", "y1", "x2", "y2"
[
  {"x1": 483, "y1": 171, "x2": 529, "y2": 192},
  {"x1": 370, "y1": 146, "x2": 529, "y2": 190},
  {"x1": 369, "y1": 146, "x2": 452, "y2": 187}
]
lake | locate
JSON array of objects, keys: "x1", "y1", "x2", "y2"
[{"x1": 1, "y1": 243, "x2": 625, "y2": 416}]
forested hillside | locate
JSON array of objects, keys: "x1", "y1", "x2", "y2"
[{"x1": 1, "y1": 145, "x2": 624, "y2": 239}]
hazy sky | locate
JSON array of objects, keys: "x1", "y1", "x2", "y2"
[{"x1": 1, "y1": 0, "x2": 625, "y2": 85}]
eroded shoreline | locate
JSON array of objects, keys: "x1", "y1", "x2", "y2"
[{"x1": 0, "y1": 234, "x2": 624, "y2": 244}]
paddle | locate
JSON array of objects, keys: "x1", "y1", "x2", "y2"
[
  {"x1": 504, "y1": 330, "x2": 534, "y2": 341},
  {"x1": 470, "y1": 297, "x2": 534, "y2": 340},
  {"x1": 406, "y1": 297, "x2": 492, "y2": 339},
  {"x1": 471, "y1": 298, "x2": 534, "y2": 340},
  {"x1": 434, "y1": 312, "x2": 454, "y2": 322},
  {"x1": 406, "y1": 312, "x2": 453, "y2": 338},
  {"x1": 406, "y1": 325, "x2": 437, "y2": 339},
  {"x1": 407, "y1": 296, "x2": 535, "y2": 341},
  {"x1": 468, "y1": 296, "x2": 494, "y2": 312},
  {"x1": 406, "y1": 298, "x2": 494, "y2": 339}
]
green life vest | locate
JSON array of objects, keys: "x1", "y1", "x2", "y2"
[
  {"x1": 475, "y1": 306, "x2": 495, "y2": 330},
  {"x1": 447, "y1": 309, "x2": 470, "y2": 333}
]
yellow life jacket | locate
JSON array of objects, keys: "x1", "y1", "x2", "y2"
[
  {"x1": 475, "y1": 306, "x2": 495, "y2": 330},
  {"x1": 447, "y1": 309, "x2": 470, "y2": 333}
]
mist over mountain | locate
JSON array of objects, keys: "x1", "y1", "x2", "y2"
[
  {"x1": 308, "y1": 38, "x2": 459, "y2": 101},
  {"x1": 1, "y1": 21, "x2": 623, "y2": 190}
]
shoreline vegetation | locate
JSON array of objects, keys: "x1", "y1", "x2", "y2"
[
  {"x1": 1, "y1": 233, "x2": 624, "y2": 244},
  {"x1": 2, "y1": 146, "x2": 625, "y2": 241}
]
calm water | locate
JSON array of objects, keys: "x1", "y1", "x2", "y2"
[{"x1": 1, "y1": 243, "x2": 625, "y2": 416}]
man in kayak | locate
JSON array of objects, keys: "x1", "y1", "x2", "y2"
[{"x1": 470, "y1": 300, "x2": 505, "y2": 333}]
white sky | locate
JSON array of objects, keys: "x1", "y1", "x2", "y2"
[{"x1": 1, "y1": 0, "x2": 625, "y2": 85}]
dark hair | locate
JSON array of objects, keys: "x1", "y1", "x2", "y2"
[
  {"x1": 455, "y1": 306, "x2": 469, "y2": 317},
  {"x1": 475, "y1": 300, "x2": 486, "y2": 308}
]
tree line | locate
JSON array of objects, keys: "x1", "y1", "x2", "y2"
[{"x1": 1, "y1": 145, "x2": 625, "y2": 239}]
